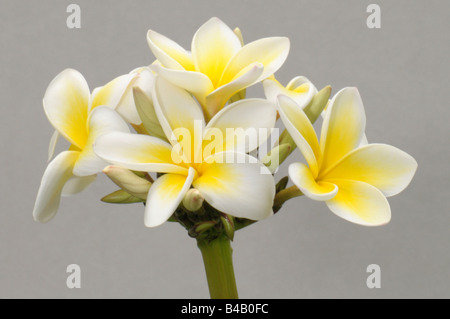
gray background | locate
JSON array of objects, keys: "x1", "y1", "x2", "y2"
[{"x1": 0, "y1": 0, "x2": 449, "y2": 298}]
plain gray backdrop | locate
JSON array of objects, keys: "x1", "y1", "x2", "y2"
[{"x1": 0, "y1": 0, "x2": 449, "y2": 298}]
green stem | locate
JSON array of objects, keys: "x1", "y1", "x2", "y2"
[{"x1": 197, "y1": 235, "x2": 238, "y2": 299}]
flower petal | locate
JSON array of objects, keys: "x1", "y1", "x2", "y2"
[
  {"x1": 205, "y1": 98, "x2": 277, "y2": 153},
  {"x1": 94, "y1": 131, "x2": 187, "y2": 174},
  {"x1": 91, "y1": 73, "x2": 135, "y2": 111},
  {"x1": 289, "y1": 162, "x2": 338, "y2": 201},
  {"x1": 220, "y1": 37, "x2": 290, "y2": 86},
  {"x1": 115, "y1": 67, "x2": 155, "y2": 125},
  {"x1": 33, "y1": 151, "x2": 79, "y2": 223},
  {"x1": 192, "y1": 17, "x2": 242, "y2": 88},
  {"x1": 150, "y1": 64, "x2": 214, "y2": 107},
  {"x1": 73, "y1": 107, "x2": 130, "y2": 176},
  {"x1": 62, "y1": 175, "x2": 97, "y2": 196},
  {"x1": 277, "y1": 94, "x2": 320, "y2": 176},
  {"x1": 147, "y1": 30, "x2": 195, "y2": 71},
  {"x1": 145, "y1": 168, "x2": 195, "y2": 227},
  {"x1": 264, "y1": 76, "x2": 317, "y2": 108},
  {"x1": 153, "y1": 76, "x2": 205, "y2": 163},
  {"x1": 43, "y1": 69, "x2": 90, "y2": 149},
  {"x1": 326, "y1": 179, "x2": 391, "y2": 226},
  {"x1": 320, "y1": 87, "x2": 366, "y2": 170},
  {"x1": 193, "y1": 152, "x2": 275, "y2": 220},
  {"x1": 321, "y1": 143, "x2": 418, "y2": 197},
  {"x1": 47, "y1": 130, "x2": 59, "y2": 162},
  {"x1": 205, "y1": 62, "x2": 263, "y2": 119}
]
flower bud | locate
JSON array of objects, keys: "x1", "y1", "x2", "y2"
[
  {"x1": 262, "y1": 143, "x2": 291, "y2": 173},
  {"x1": 303, "y1": 85, "x2": 331, "y2": 123},
  {"x1": 220, "y1": 213, "x2": 235, "y2": 241},
  {"x1": 103, "y1": 165, "x2": 151, "y2": 200},
  {"x1": 101, "y1": 189, "x2": 143, "y2": 204},
  {"x1": 182, "y1": 189, "x2": 204, "y2": 212}
]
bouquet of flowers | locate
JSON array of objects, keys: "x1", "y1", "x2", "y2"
[{"x1": 33, "y1": 17, "x2": 417, "y2": 298}]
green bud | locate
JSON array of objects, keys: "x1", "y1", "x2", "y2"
[
  {"x1": 262, "y1": 143, "x2": 291, "y2": 173},
  {"x1": 189, "y1": 221, "x2": 217, "y2": 237},
  {"x1": 133, "y1": 87, "x2": 167, "y2": 140},
  {"x1": 303, "y1": 85, "x2": 331, "y2": 123},
  {"x1": 103, "y1": 165, "x2": 151, "y2": 200},
  {"x1": 276, "y1": 176, "x2": 289, "y2": 193},
  {"x1": 182, "y1": 189, "x2": 204, "y2": 212},
  {"x1": 101, "y1": 189, "x2": 143, "y2": 204},
  {"x1": 220, "y1": 213, "x2": 235, "y2": 241}
]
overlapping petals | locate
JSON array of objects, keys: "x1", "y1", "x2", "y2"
[
  {"x1": 94, "y1": 76, "x2": 276, "y2": 227},
  {"x1": 34, "y1": 69, "x2": 132, "y2": 222},
  {"x1": 277, "y1": 88, "x2": 417, "y2": 226},
  {"x1": 147, "y1": 17, "x2": 290, "y2": 119}
]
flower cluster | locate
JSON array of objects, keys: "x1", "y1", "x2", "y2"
[{"x1": 33, "y1": 17, "x2": 417, "y2": 235}]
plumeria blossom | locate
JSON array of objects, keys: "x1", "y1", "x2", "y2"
[
  {"x1": 147, "y1": 17, "x2": 290, "y2": 120},
  {"x1": 277, "y1": 88, "x2": 417, "y2": 226},
  {"x1": 94, "y1": 77, "x2": 277, "y2": 227},
  {"x1": 263, "y1": 75, "x2": 317, "y2": 109},
  {"x1": 33, "y1": 69, "x2": 135, "y2": 223}
]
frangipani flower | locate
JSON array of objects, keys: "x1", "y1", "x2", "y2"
[
  {"x1": 33, "y1": 69, "x2": 132, "y2": 223},
  {"x1": 94, "y1": 77, "x2": 277, "y2": 227},
  {"x1": 277, "y1": 88, "x2": 417, "y2": 226},
  {"x1": 147, "y1": 17, "x2": 290, "y2": 120},
  {"x1": 263, "y1": 75, "x2": 317, "y2": 109}
]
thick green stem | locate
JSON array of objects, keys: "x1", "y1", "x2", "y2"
[{"x1": 197, "y1": 235, "x2": 238, "y2": 299}]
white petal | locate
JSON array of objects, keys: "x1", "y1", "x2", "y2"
[
  {"x1": 94, "y1": 131, "x2": 187, "y2": 174},
  {"x1": 277, "y1": 94, "x2": 320, "y2": 176},
  {"x1": 264, "y1": 76, "x2": 317, "y2": 109},
  {"x1": 33, "y1": 151, "x2": 79, "y2": 223},
  {"x1": 191, "y1": 17, "x2": 242, "y2": 88},
  {"x1": 149, "y1": 64, "x2": 214, "y2": 107},
  {"x1": 153, "y1": 76, "x2": 205, "y2": 163},
  {"x1": 147, "y1": 30, "x2": 195, "y2": 71},
  {"x1": 73, "y1": 107, "x2": 130, "y2": 176},
  {"x1": 91, "y1": 73, "x2": 135, "y2": 110},
  {"x1": 289, "y1": 162, "x2": 338, "y2": 201},
  {"x1": 144, "y1": 168, "x2": 195, "y2": 227},
  {"x1": 193, "y1": 152, "x2": 275, "y2": 220},
  {"x1": 61, "y1": 175, "x2": 97, "y2": 196},
  {"x1": 220, "y1": 37, "x2": 290, "y2": 86},
  {"x1": 205, "y1": 98, "x2": 277, "y2": 153},
  {"x1": 321, "y1": 143, "x2": 418, "y2": 197},
  {"x1": 320, "y1": 87, "x2": 366, "y2": 170},
  {"x1": 205, "y1": 62, "x2": 263, "y2": 119},
  {"x1": 115, "y1": 67, "x2": 155, "y2": 125},
  {"x1": 47, "y1": 130, "x2": 59, "y2": 162},
  {"x1": 43, "y1": 68, "x2": 90, "y2": 149},
  {"x1": 326, "y1": 179, "x2": 391, "y2": 226}
]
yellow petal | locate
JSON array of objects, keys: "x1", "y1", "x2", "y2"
[
  {"x1": 264, "y1": 76, "x2": 317, "y2": 108},
  {"x1": 73, "y1": 107, "x2": 130, "y2": 176},
  {"x1": 321, "y1": 144, "x2": 418, "y2": 197},
  {"x1": 205, "y1": 62, "x2": 263, "y2": 119},
  {"x1": 153, "y1": 77, "x2": 205, "y2": 163},
  {"x1": 220, "y1": 37, "x2": 290, "y2": 86},
  {"x1": 191, "y1": 17, "x2": 242, "y2": 88},
  {"x1": 150, "y1": 64, "x2": 214, "y2": 107},
  {"x1": 193, "y1": 152, "x2": 275, "y2": 220},
  {"x1": 94, "y1": 131, "x2": 188, "y2": 175},
  {"x1": 289, "y1": 162, "x2": 337, "y2": 201},
  {"x1": 145, "y1": 168, "x2": 195, "y2": 227},
  {"x1": 147, "y1": 30, "x2": 195, "y2": 71},
  {"x1": 43, "y1": 69, "x2": 90, "y2": 149},
  {"x1": 320, "y1": 87, "x2": 366, "y2": 170},
  {"x1": 90, "y1": 73, "x2": 135, "y2": 111},
  {"x1": 277, "y1": 94, "x2": 320, "y2": 176},
  {"x1": 33, "y1": 151, "x2": 79, "y2": 223},
  {"x1": 326, "y1": 179, "x2": 391, "y2": 226}
]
